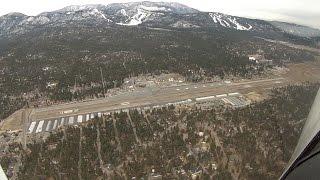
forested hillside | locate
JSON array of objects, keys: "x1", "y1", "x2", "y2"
[
  {"x1": 0, "y1": 26, "x2": 316, "y2": 120},
  {"x1": 9, "y1": 83, "x2": 318, "y2": 179}
]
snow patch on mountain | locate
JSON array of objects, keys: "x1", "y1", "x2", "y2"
[
  {"x1": 171, "y1": 21, "x2": 200, "y2": 28},
  {"x1": 270, "y1": 21, "x2": 320, "y2": 37},
  {"x1": 25, "y1": 16, "x2": 50, "y2": 25},
  {"x1": 139, "y1": 5, "x2": 169, "y2": 12},
  {"x1": 209, "y1": 13, "x2": 229, "y2": 27},
  {"x1": 1, "y1": 2, "x2": 318, "y2": 38},
  {"x1": 89, "y1": 8, "x2": 107, "y2": 19},
  {"x1": 227, "y1": 17, "x2": 252, "y2": 30},
  {"x1": 209, "y1": 12, "x2": 252, "y2": 31},
  {"x1": 60, "y1": 5, "x2": 101, "y2": 12},
  {"x1": 117, "y1": 8, "x2": 151, "y2": 26},
  {"x1": 119, "y1": 9, "x2": 128, "y2": 16},
  {"x1": 116, "y1": 4, "x2": 173, "y2": 26}
]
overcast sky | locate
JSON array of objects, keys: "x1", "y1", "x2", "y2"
[{"x1": 1, "y1": 0, "x2": 320, "y2": 29}]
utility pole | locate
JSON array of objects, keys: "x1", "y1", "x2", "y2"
[{"x1": 100, "y1": 67, "x2": 106, "y2": 98}]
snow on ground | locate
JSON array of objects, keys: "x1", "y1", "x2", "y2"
[
  {"x1": 209, "y1": 13, "x2": 230, "y2": 27},
  {"x1": 139, "y1": 5, "x2": 169, "y2": 12},
  {"x1": 209, "y1": 12, "x2": 252, "y2": 31},
  {"x1": 62, "y1": 5, "x2": 95, "y2": 12},
  {"x1": 171, "y1": 21, "x2": 200, "y2": 28},
  {"x1": 89, "y1": 8, "x2": 107, "y2": 19},
  {"x1": 117, "y1": 8, "x2": 151, "y2": 26},
  {"x1": 88, "y1": 8, "x2": 107, "y2": 19},
  {"x1": 209, "y1": 13, "x2": 218, "y2": 23},
  {"x1": 25, "y1": 16, "x2": 50, "y2": 25},
  {"x1": 120, "y1": 9, "x2": 128, "y2": 16},
  {"x1": 117, "y1": 5, "x2": 170, "y2": 26},
  {"x1": 83, "y1": 8, "x2": 112, "y2": 22},
  {"x1": 228, "y1": 17, "x2": 252, "y2": 31},
  {"x1": 221, "y1": 19, "x2": 230, "y2": 27}
]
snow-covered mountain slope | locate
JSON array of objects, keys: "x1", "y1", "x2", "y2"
[
  {"x1": 270, "y1": 21, "x2": 320, "y2": 37},
  {"x1": 0, "y1": 1, "x2": 319, "y2": 38},
  {"x1": 109, "y1": 1, "x2": 199, "y2": 26},
  {"x1": 0, "y1": 13, "x2": 27, "y2": 34},
  {"x1": 116, "y1": 6, "x2": 153, "y2": 26},
  {"x1": 209, "y1": 12, "x2": 252, "y2": 31}
]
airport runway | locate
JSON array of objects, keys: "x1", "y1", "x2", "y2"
[
  {"x1": 27, "y1": 77, "x2": 286, "y2": 134},
  {"x1": 32, "y1": 77, "x2": 286, "y2": 120}
]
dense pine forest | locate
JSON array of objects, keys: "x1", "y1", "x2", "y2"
[
  {"x1": 6, "y1": 83, "x2": 317, "y2": 179},
  {"x1": 0, "y1": 26, "x2": 317, "y2": 120}
]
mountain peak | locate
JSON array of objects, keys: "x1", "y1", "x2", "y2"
[
  {"x1": 0, "y1": 1, "x2": 318, "y2": 38},
  {"x1": 57, "y1": 4, "x2": 106, "y2": 12},
  {"x1": 107, "y1": 1, "x2": 199, "y2": 14},
  {"x1": 1, "y1": 12, "x2": 27, "y2": 19},
  {"x1": 270, "y1": 21, "x2": 320, "y2": 37}
]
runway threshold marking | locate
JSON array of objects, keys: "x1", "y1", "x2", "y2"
[
  {"x1": 45, "y1": 121, "x2": 52, "y2": 131},
  {"x1": 69, "y1": 117, "x2": 74, "y2": 124},
  {"x1": 52, "y1": 120, "x2": 58, "y2": 130},
  {"x1": 77, "y1": 115, "x2": 83, "y2": 123},
  {"x1": 28, "y1": 122, "x2": 36, "y2": 133},
  {"x1": 59, "y1": 118, "x2": 65, "y2": 127},
  {"x1": 35, "y1": 120, "x2": 44, "y2": 133}
]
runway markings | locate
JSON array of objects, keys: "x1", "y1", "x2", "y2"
[
  {"x1": 121, "y1": 102, "x2": 130, "y2": 106},
  {"x1": 28, "y1": 78, "x2": 285, "y2": 134},
  {"x1": 59, "y1": 118, "x2": 65, "y2": 127},
  {"x1": 35, "y1": 120, "x2": 44, "y2": 133},
  {"x1": 45, "y1": 120, "x2": 52, "y2": 131},
  {"x1": 77, "y1": 115, "x2": 83, "y2": 123},
  {"x1": 52, "y1": 120, "x2": 58, "y2": 130},
  {"x1": 228, "y1": 92, "x2": 240, "y2": 96},
  {"x1": 69, "y1": 116, "x2": 74, "y2": 124},
  {"x1": 28, "y1": 91, "x2": 245, "y2": 134},
  {"x1": 196, "y1": 96, "x2": 215, "y2": 101},
  {"x1": 28, "y1": 121, "x2": 36, "y2": 133},
  {"x1": 216, "y1": 94, "x2": 228, "y2": 98}
]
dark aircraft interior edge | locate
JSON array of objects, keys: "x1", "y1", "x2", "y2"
[
  {"x1": 282, "y1": 132, "x2": 320, "y2": 179},
  {"x1": 281, "y1": 87, "x2": 320, "y2": 180}
]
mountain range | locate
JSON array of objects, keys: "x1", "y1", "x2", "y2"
[{"x1": 1, "y1": 1, "x2": 320, "y2": 38}]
